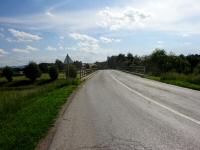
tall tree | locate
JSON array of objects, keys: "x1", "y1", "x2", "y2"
[
  {"x1": 55, "y1": 59, "x2": 64, "y2": 71},
  {"x1": 24, "y1": 62, "x2": 41, "y2": 81},
  {"x1": 2, "y1": 66, "x2": 13, "y2": 82},
  {"x1": 39, "y1": 63, "x2": 48, "y2": 73}
]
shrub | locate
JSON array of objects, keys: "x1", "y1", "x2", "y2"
[
  {"x1": 49, "y1": 66, "x2": 58, "y2": 81},
  {"x1": 160, "y1": 72, "x2": 187, "y2": 81},
  {"x1": 85, "y1": 64, "x2": 90, "y2": 69},
  {"x1": 2, "y1": 66, "x2": 13, "y2": 82},
  {"x1": 66, "y1": 65, "x2": 77, "y2": 78},
  {"x1": 24, "y1": 62, "x2": 41, "y2": 81},
  {"x1": 55, "y1": 59, "x2": 64, "y2": 71},
  {"x1": 187, "y1": 74, "x2": 200, "y2": 84},
  {"x1": 39, "y1": 63, "x2": 49, "y2": 73},
  {"x1": 160, "y1": 72, "x2": 200, "y2": 85}
]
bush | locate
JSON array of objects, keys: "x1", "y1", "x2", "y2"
[
  {"x1": 24, "y1": 62, "x2": 41, "y2": 81},
  {"x1": 160, "y1": 72, "x2": 187, "y2": 81},
  {"x1": 160, "y1": 72, "x2": 200, "y2": 85},
  {"x1": 85, "y1": 64, "x2": 90, "y2": 69},
  {"x1": 66, "y1": 65, "x2": 77, "y2": 78},
  {"x1": 55, "y1": 59, "x2": 64, "y2": 71},
  {"x1": 188, "y1": 75, "x2": 200, "y2": 84},
  {"x1": 2, "y1": 66, "x2": 13, "y2": 82},
  {"x1": 39, "y1": 63, "x2": 49, "y2": 73},
  {"x1": 49, "y1": 66, "x2": 58, "y2": 81}
]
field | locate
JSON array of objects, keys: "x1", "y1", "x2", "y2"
[
  {"x1": 0, "y1": 74, "x2": 79, "y2": 150},
  {"x1": 147, "y1": 72, "x2": 200, "y2": 91}
]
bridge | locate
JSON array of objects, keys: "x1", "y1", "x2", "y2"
[{"x1": 48, "y1": 70, "x2": 200, "y2": 149}]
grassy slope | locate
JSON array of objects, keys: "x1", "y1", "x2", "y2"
[
  {"x1": 0, "y1": 75, "x2": 79, "y2": 150},
  {"x1": 147, "y1": 76, "x2": 200, "y2": 91}
]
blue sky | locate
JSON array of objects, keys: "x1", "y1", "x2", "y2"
[{"x1": 0, "y1": 0, "x2": 200, "y2": 66}]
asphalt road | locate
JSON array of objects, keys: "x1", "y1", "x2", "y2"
[{"x1": 49, "y1": 70, "x2": 200, "y2": 150}]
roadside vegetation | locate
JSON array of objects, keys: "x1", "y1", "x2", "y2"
[
  {"x1": 148, "y1": 73, "x2": 200, "y2": 90},
  {"x1": 95, "y1": 49, "x2": 200, "y2": 90},
  {"x1": 0, "y1": 59, "x2": 81, "y2": 150}
]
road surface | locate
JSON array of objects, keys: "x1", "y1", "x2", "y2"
[{"x1": 49, "y1": 70, "x2": 200, "y2": 150}]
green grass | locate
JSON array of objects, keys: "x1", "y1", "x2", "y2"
[
  {"x1": 147, "y1": 76, "x2": 160, "y2": 81},
  {"x1": 0, "y1": 74, "x2": 79, "y2": 150},
  {"x1": 147, "y1": 73, "x2": 200, "y2": 91},
  {"x1": 162, "y1": 80, "x2": 200, "y2": 91}
]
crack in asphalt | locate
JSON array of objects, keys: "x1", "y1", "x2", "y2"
[
  {"x1": 72, "y1": 115, "x2": 151, "y2": 150},
  {"x1": 72, "y1": 137, "x2": 152, "y2": 150}
]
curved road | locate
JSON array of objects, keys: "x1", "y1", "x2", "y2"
[{"x1": 49, "y1": 70, "x2": 200, "y2": 150}]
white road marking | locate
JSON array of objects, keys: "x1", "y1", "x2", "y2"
[{"x1": 111, "y1": 74, "x2": 200, "y2": 126}]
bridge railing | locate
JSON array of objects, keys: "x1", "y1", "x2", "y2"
[
  {"x1": 117, "y1": 65, "x2": 146, "y2": 77},
  {"x1": 79, "y1": 68, "x2": 97, "y2": 79}
]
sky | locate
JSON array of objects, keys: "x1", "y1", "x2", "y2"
[{"x1": 0, "y1": 0, "x2": 200, "y2": 66}]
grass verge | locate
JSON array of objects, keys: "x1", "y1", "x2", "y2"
[
  {"x1": 0, "y1": 79, "x2": 79, "y2": 150},
  {"x1": 147, "y1": 73, "x2": 200, "y2": 91}
]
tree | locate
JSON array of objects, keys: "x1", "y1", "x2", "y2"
[
  {"x1": 107, "y1": 56, "x2": 118, "y2": 69},
  {"x1": 55, "y1": 59, "x2": 64, "y2": 71},
  {"x1": 85, "y1": 64, "x2": 90, "y2": 69},
  {"x1": 24, "y1": 62, "x2": 41, "y2": 81},
  {"x1": 74, "y1": 61, "x2": 82, "y2": 69},
  {"x1": 194, "y1": 63, "x2": 200, "y2": 74},
  {"x1": 127, "y1": 53, "x2": 134, "y2": 62},
  {"x1": 133, "y1": 55, "x2": 142, "y2": 65},
  {"x1": 174, "y1": 56, "x2": 191, "y2": 74},
  {"x1": 95, "y1": 61, "x2": 107, "y2": 69},
  {"x1": 39, "y1": 63, "x2": 48, "y2": 73},
  {"x1": 2, "y1": 66, "x2": 13, "y2": 82},
  {"x1": 49, "y1": 66, "x2": 58, "y2": 80},
  {"x1": 150, "y1": 49, "x2": 167, "y2": 74},
  {"x1": 186, "y1": 54, "x2": 200, "y2": 72},
  {"x1": 67, "y1": 65, "x2": 77, "y2": 78}
]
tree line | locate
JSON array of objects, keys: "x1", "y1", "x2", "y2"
[
  {"x1": 1, "y1": 59, "x2": 82, "y2": 82},
  {"x1": 95, "y1": 49, "x2": 200, "y2": 76}
]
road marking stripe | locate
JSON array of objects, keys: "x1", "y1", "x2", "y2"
[{"x1": 111, "y1": 74, "x2": 200, "y2": 126}]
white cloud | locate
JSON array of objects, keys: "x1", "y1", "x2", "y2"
[
  {"x1": 0, "y1": 0, "x2": 200, "y2": 35},
  {"x1": 46, "y1": 46, "x2": 57, "y2": 51},
  {"x1": 69, "y1": 33, "x2": 98, "y2": 43},
  {"x1": 13, "y1": 48, "x2": 29, "y2": 53},
  {"x1": 96, "y1": 0, "x2": 200, "y2": 34},
  {"x1": 156, "y1": 40, "x2": 164, "y2": 48},
  {"x1": 0, "y1": 48, "x2": 8, "y2": 56},
  {"x1": 26, "y1": 45, "x2": 38, "y2": 51},
  {"x1": 181, "y1": 33, "x2": 190, "y2": 38},
  {"x1": 13, "y1": 45, "x2": 39, "y2": 53},
  {"x1": 69, "y1": 33, "x2": 99, "y2": 52},
  {"x1": 0, "y1": 9, "x2": 98, "y2": 32},
  {"x1": 98, "y1": 7, "x2": 151, "y2": 30},
  {"x1": 157, "y1": 41, "x2": 164, "y2": 45},
  {"x1": 100, "y1": 36, "x2": 121, "y2": 43},
  {"x1": 8, "y1": 29, "x2": 42, "y2": 42},
  {"x1": 58, "y1": 46, "x2": 64, "y2": 50},
  {"x1": 134, "y1": 0, "x2": 200, "y2": 33},
  {"x1": 46, "y1": 11, "x2": 54, "y2": 17}
]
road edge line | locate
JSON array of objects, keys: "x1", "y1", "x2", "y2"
[{"x1": 111, "y1": 74, "x2": 200, "y2": 126}]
